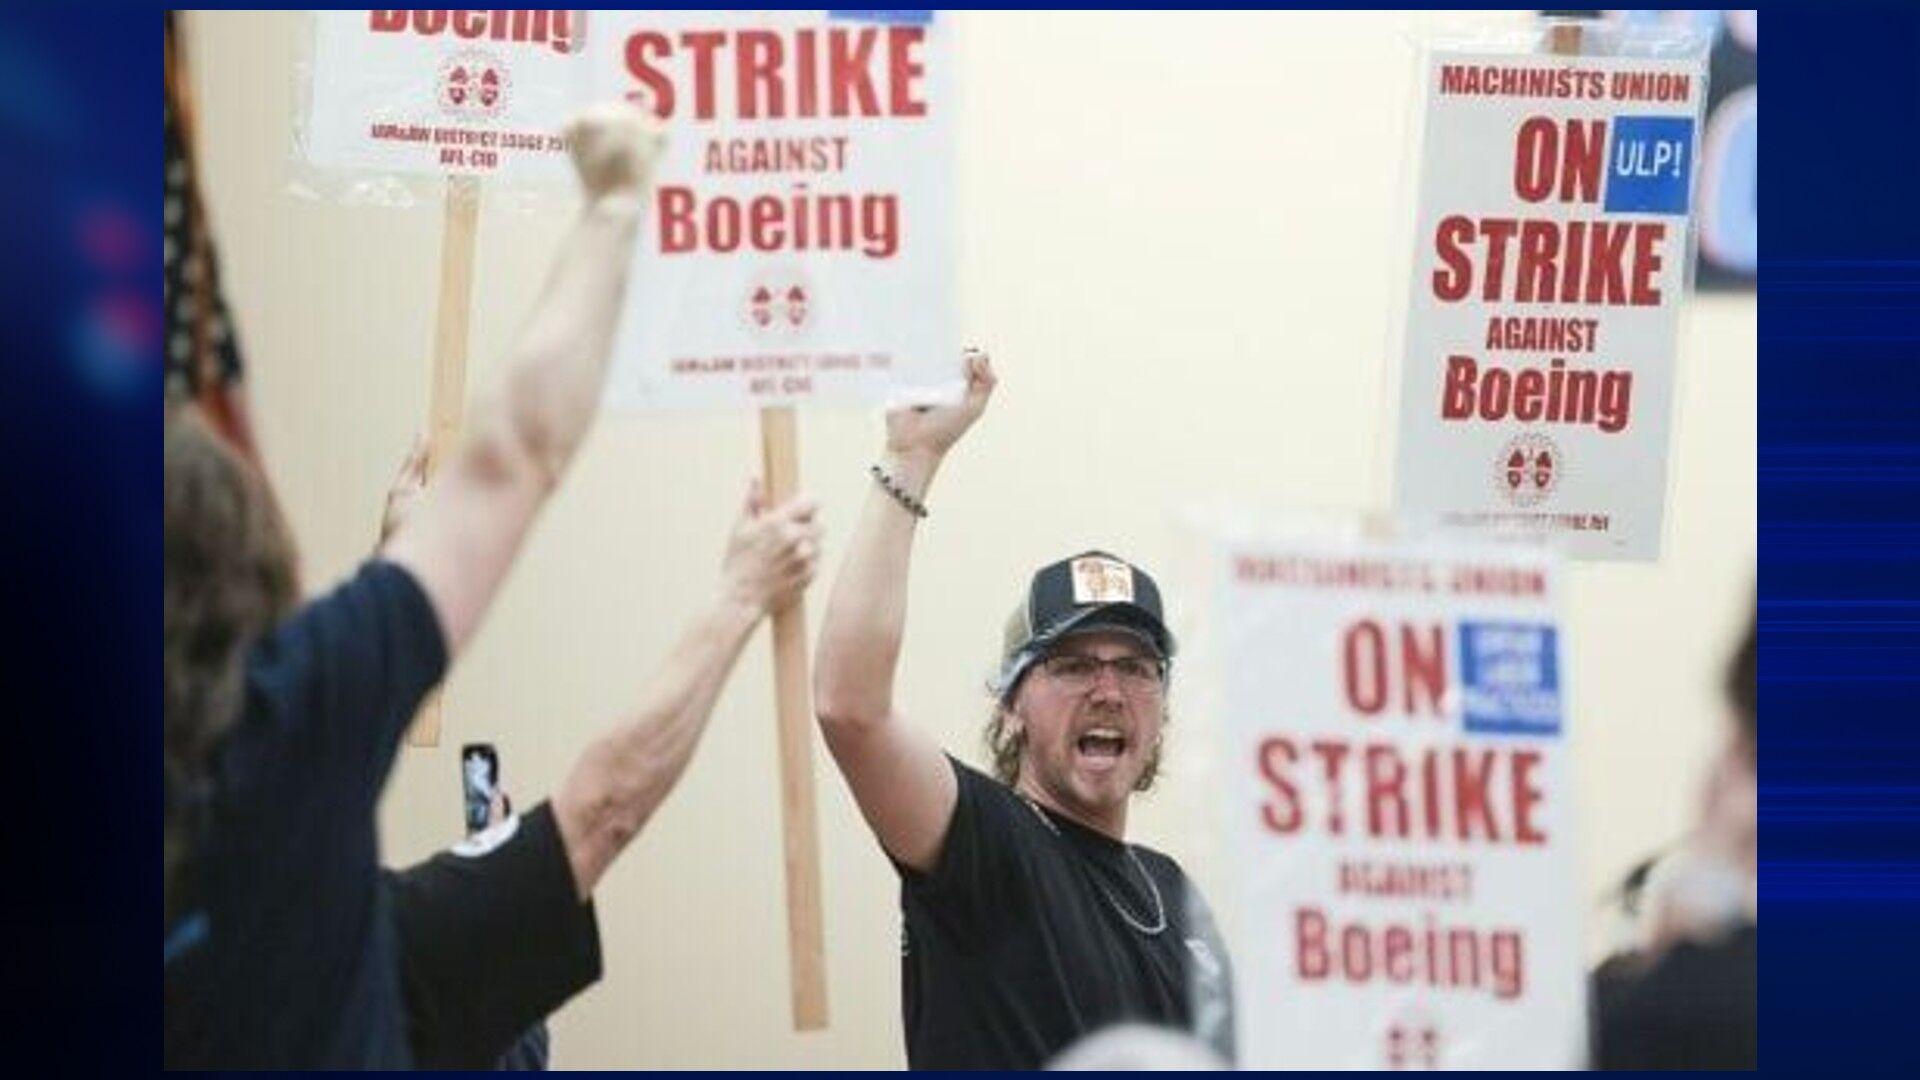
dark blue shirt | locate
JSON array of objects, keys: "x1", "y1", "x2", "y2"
[{"x1": 164, "y1": 560, "x2": 446, "y2": 1068}]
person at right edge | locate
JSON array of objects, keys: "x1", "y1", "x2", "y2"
[
  {"x1": 813, "y1": 351, "x2": 1235, "y2": 1070},
  {"x1": 1591, "y1": 604, "x2": 1757, "y2": 1069}
]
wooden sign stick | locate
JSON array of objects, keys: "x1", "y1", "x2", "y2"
[
  {"x1": 407, "y1": 174, "x2": 482, "y2": 747},
  {"x1": 1549, "y1": 19, "x2": 1584, "y2": 57},
  {"x1": 760, "y1": 405, "x2": 829, "y2": 1031}
]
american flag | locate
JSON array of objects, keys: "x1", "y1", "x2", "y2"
[{"x1": 164, "y1": 11, "x2": 260, "y2": 464}]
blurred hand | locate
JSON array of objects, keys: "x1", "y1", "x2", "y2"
[
  {"x1": 722, "y1": 480, "x2": 822, "y2": 615},
  {"x1": 566, "y1": 100, "x2": 666, "y2": 199},
  {"x1": 380, "y1": 435, "x2": 429, "y2": 545},
  {"x1": 884, "y1": 348, "x2": 997, "y2": 464}
]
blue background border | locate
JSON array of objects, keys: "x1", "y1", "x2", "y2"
[
  {"x1": 0, "y1": 9, "x2": 156, "y2": 1071},
  {"x1": 1760, "y1": 6, "x2": 1920, "y2": 1070}
]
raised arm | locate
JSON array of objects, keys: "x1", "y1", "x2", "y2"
[
  {"x1": 551, "y1": 482, "x2": 822, "y2": 898},
  {"x1": 814, "y1": 351, "x2": 996, "y2": 872},
  {"x1": 382, "y1": 102, "x2": 664, "y2": 658}
]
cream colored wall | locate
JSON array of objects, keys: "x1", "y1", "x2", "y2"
[{"x1": 189, "y1": 11, "x2": 1754, "y2": 1069}]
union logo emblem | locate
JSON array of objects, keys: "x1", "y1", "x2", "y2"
[
  {"x1": 1494, "y1": 433, "x2": 1563, "y2": 508},
  {"x1": 741, "y1": 267, "x2": 816, "y2": 338},
  {"x1": 438, "y1": 51, "x2": 511, "y2": 119}
]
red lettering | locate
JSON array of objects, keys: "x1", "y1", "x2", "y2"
[
  {"x1": 1514, "y1": 117, "x2": 1605, "y2": 203},
  {"x1": 1296, "y1": 908, "x2": 1330, "y2": 980},
  {"x1": 548, "y1": 12, "x2": 575, "y2": 55},
  {"x1": 1513, "y1": 368, "x2": 1546, "y2": 421},
  {"x1": 1365, "y1": 745, "x2": 1410, "y2": 838},
  {"x1": 747, "y1": 195, "x2": 784, "y2": 250},
  {"x1": 1630, "y1": 222, "x2": 1665, "y2": 306},
  {"x1": 1402, "y1": 623, "x2": 1447, "y2": 716},
  {"x1": 1453, "y1": 749, "x2": 1500, "y2": 842},
  {"x1": 1440, "y1": 354, "x2": 1634, "y2": 433},
  {"x1": 1258, "y1": 737, "x2": 1302, "y2": 834},
  {"x1": 887, "y1": 26, "x2": 928, "y2": 117},
  {"x1": 369, "y1": 11, "x2": 575, "y2": 53},
  {"x1": 829, "y1": 27, "x2": 881, "y2": 116},
  {"x1": 450, "y1": 10, "x2": 486, "y2": 38},
  {"x1": 682, "y1": 31, "x2": 728, "y2": 120},
  {"x1": 1513, "y1": 117, "x2": 1557, "y2": 202},
  {"x1": 649, "y1": 184, "x2": 901, "y2": 259},
  {"x1": 1293, "y1": 907, "x2": 1528, "y2": 1000},
  {"x1": 1252, "y1": 738, "x2": 1553, "y2": 847},
  {"x1": 1341, "y1": 925, "x2": 1374, "y2": 981},
  {"x1": 1516, "y1": 220, "x2": 1560, "y2": 302},
  {"x1": 1433, "y1": 215, "x2": 1665, "y2": 307},
  {"x1": 618, "y1": 26, "x2": 926, "y2": 121},
  {"x1": 1479, "y1": 366, "x2": 1511, "y2": 420},
  {"x1": 735, "y1": 30, "x2": 784, "y2": 120},
  {"x1": 1560, "y1": 220, "x2": 1588, "y2": 301},
  {"x1": 1421, "y1": 750, "x2": 1443, "y2": 839},
  {"x1": 1562, "y1": 119, "x2": 1605, "y2": 202},
  {"x1": 1512, "y1": 749, "x2": 1547, "y2": 844},
  {"x1": 1310, "y1": 740, "x2": 1352, "y2": 836},
  {"x1": 1442, "y1": 355, "x2": 1478, "y2": 420},
  {"x1": 1584, "y1": 222, "x2": 1631, "y2": 304},
  {"x1": 707, "y1": 196, "x2": 742, "y2": 252},
  {"x1": 1343, "y1": 620, "x2": 1388, "y2": 716},
  {"x1": 1432, "y1": 216, "x2": 1473, "y2": 301},
  {"x1": 624, "y1": 32, "x2": 676, "y2": 117},
  {"x1": 796, "y1": 28, "x2": 819, "y2": 117},
  {"x1": 1383, "y1": 926, "x2": 1415, "y2": 982},
  {"x1": 1478, "y1": 217, "x2": 1518, "y2": 302},
  {"x1": 657, "y1": 186, "x2": 698, "y2": 253}
]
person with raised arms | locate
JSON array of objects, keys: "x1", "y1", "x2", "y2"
[{"x1": 813, "y1": 351, "x2": 1235, "y2": 1069}]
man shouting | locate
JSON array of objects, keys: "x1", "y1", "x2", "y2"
[{"x1": 814, "y1": 351, "x2": 1234, "y2": 1069}]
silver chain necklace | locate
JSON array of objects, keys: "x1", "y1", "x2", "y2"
[{"x1": 1019, "y1": 794, "x2": 1168, "y2": 936}]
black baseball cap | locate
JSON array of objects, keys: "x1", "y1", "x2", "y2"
[{"x1": 994, "y1": 550, "x2": 1175, "y2": 699}]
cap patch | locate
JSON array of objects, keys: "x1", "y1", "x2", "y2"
[{"x1": 1071, "y1": 555, "x2": 1135, "y2": 604}]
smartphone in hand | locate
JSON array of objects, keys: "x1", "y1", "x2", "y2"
[{"x1": 460, "y1": 743, "x2": 499, "y2": 836}]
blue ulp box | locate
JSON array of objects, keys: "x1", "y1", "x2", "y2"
[
  {"x1": 829, "y1": 10, "x2": 933, "y2": 23},
  {"x1": 1605, "y1": 115, "x2": 1695, "y2": 215},
  {"x1": 1458, "y1": 622, "x2": 1563, "y2": 737}
]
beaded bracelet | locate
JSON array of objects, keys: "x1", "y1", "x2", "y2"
[{"x1": 870, "y1": 464, "x2": 929, "y2": 518}]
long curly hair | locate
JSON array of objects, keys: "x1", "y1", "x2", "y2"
[{"x1": 164, "y1": 414, "x2": 298, "y2": 921}]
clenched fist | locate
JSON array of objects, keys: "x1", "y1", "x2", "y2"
[
  {"x1": 884, "y1": 348, "x2": 997, "y2": 465},
  {"x1": 566, "y1": 100, "x2": 666, "y2": 199}
]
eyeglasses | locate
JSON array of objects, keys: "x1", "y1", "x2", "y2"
[{"x1": 1037, "y1": 653, "x2": 1166, "y2": 693}]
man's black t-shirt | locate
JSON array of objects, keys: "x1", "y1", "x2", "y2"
[
  {"x1": 386, "y1": 800, "x2": 602, "y2": 1069},
  {"x1": 899, "y1": 758, "x2": 1235, "y2": 1070},
  {"x1": 163, "y1": 560, "x2": 447, "y2": 1069}
]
